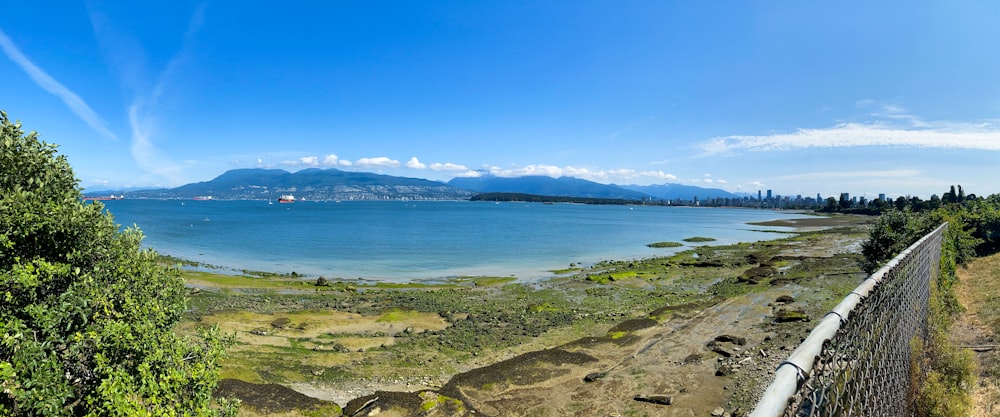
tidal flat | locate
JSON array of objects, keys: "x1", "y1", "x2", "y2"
[{"x1": 174, "y1": 214, "x2": 873, "y2": 416}]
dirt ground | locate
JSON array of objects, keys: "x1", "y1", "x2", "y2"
[
  {"x1": 195, "y1": 214, "x2": 872, "y2": 416},
  {"x1": 952, "y1": 252, "x2": 1000, "y2": 417}
]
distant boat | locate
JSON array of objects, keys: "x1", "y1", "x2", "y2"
[
  {"x1": 193, "y1": 196, "x2": 213, "y2": 201},
  {"x1": 278, "y1": 194, "x2": 296, "y2": 203},
  {"x1": 83, "y1": 194, "x2": 125, "y2": 201}
]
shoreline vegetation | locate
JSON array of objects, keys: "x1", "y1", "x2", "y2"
[{"x1": 171, "y1": 214, "x2": 874, "y2": 416}]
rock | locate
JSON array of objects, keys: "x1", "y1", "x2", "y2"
[
  {"x1": 584, "y1": 372, "x2": 606, "y2": 382},
  {"x1": 707, "y1": 341, "x2": 734, "y2": 357},
  {"x1": 712, "y1": 407, "x2": 726, "y2": 416},
  {"x1": 271, "y1": 317, "x2": 292, "y2": 328},
  {"x1": 682, "y1": 353, "x2": 703, "y2": 364},
  {"x1": 774, "y1": 309, "x2": 810, "y2": 323},
  {"x1": 775, "y1": 294, "x2": 795, "y2": 303},
  {"x1": 739, "y1": 265, "x2": 777, "y2": 283},
  {"x1": 714, "y1": 334, "x2": 747, "y2": 345},
  {"x1": 189, "y1": 287, "x2": 201, "y2": 294},
  {"x1": 633, "y1": 395, "x2": 673, "y2": 405},
  {"x1": 715, "y1": 364, "x2": 735, "y2": 376},
  {"x1": 315, "y1": 276, "x2": 329, "y2": 286}
]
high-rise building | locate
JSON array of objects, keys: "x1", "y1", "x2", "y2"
[
  {"x1": 879, "y1": 193, "x2": 886, "y2": 202},
  {"x1": 758, "y1": 190, "x2": 762, "y2": 202},
  {"x1": 766, "y1": 189, "x2": 773, "y2": 202}
]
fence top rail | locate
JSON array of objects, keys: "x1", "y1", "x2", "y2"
[{"x1": 748, "y1": 222, "x2": 947, "y2": 417}]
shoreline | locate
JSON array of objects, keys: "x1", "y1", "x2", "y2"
[
  {"x1": 177, "y1": 214, "x2": 875, "y2": 416},
  {"x1": 165, "y1": 212, "x2": 837, "y2": 284}
]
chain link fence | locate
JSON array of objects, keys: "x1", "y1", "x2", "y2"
[{"x1": 751, "y1": 223, "x2": 947, "y2": 417}]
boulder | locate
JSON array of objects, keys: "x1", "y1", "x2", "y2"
[
  {"x1": 707, "y1": 341, "x2": 734, "y2": 357},
  {"x1": 739, "y1": 265, "x2": 777, "y2": 283},
  {"x1": 633, "y1": 395, "x2": 672, "y2": 405},
  {"x1": 775, "y1": 294, "x2": 795, "y2": 303},
  {"x1": 714, "y1": 334, "x2": 747, "y2": 345},
  {"x1": 774, "y1": 309, "x2": 810, "y2": 323}
]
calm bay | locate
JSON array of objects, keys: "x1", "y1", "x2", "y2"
[{"x1": 100, "y1": 200, "x2": 814, "y2": 282}]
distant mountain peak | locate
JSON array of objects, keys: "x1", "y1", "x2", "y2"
[{"x1": 111, "y1": 168, "x2": 473, "y2": 201}]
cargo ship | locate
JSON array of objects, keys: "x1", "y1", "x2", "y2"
[
  {"x1": 83, "y1": 194, "x2": 125, "y2": 201},
  {"x1": 278, "y1": 194, "x2": 296, "y2": 203}
]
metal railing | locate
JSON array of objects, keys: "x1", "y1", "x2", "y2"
[{"x1": 750, "y1": 223, "x2": 947, "y2": 417}]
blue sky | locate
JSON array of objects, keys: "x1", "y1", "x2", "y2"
[{"x1": 3, "y1": 1, "x2": 1000, "y2": 199}]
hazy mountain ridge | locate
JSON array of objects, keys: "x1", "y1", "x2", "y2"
[
  {"x1": 447, "y1": 175, "x2": 650, "y2": 200},
  {"x1": 90, "y1": 169, "x2": 742, "y2": 202},
  {"x1": 619, "y1": 183, "x2": 740, "y2": 200},
  {"x1": 113, "y1": 168, "x2": 475, "y2": 201}
]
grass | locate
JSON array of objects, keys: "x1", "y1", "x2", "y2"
[
  {"x1": 683, "y1": 236, "x2": 717, "y2": 242},
  {"x1": 181, "y1": 270, "x2": 308, "y2": 289},
  {"x1": 647, "y1": 241, "x2": 683, "y2": 248},
  {"x1": 954, "y1": 252, "x2": 1000, "y2": 415}
]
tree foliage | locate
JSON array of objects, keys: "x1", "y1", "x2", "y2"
[
  {"x1": 0, "y1": 111, "x2": 236, "y2": 416},
  {"x1": 858, "y1": 185, "x2": 1000, "y2": 417}
]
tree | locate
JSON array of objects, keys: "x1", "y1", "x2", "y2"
[
  {"x1": 895, "y1": 196, "x2": 909, "y2": 211},
  {"x1": 824, "y1": 197, "x2": 838, "y2": 211},
  {"x1": 0, "y1": 111, "x2": 236, "y2": 416}
]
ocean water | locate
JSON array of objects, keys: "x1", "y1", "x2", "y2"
[{"x1": 99, "y1": 200, "x2": 814, "y2": 282}]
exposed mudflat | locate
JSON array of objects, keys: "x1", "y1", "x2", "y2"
[{"x1": 179, "y1": 214, "x2": 873, "y2": 416}]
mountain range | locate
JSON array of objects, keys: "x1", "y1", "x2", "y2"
[{"x1": 89, "y1": 168, "x2": 742, "y2": 202}]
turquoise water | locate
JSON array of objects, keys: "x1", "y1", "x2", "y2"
[{"x1": 100, "y1": 200, "x2": 813, "y2": 281}]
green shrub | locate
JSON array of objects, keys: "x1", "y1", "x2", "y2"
[{"x1": 0, "y1": 111, "x2": 235, "y2": 416}]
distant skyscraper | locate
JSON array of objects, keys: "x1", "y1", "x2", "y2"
[
  {"x1": 879, "y1": 193, "x2": 886, "y2": 202},
  {"x1": 758, "y1": 190, "x2": 762, "y2": 201},
  {"x1": 817, "y1": 193, "x2": 822, "y2": 202},
  {"x1": 766, "y1": 189, "x2": 773, "y2": 201}
]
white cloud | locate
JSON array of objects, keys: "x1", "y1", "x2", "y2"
[
  {"x1": 455, "y1": 170, "x2": 482, "y2": 178},
  {"x1": 639, "y1": 170, "x2": 678, "y2": 181},
  {"x1": 0, "y1": 28, "x2": 117, "y2": 140},
  {"x1": 774, "y1": 169, "x2": 921, "y2": 181},
  {"x1": 280, "y1": 155, "x2": 321, "y2": 167},
  {"x1": 429, "y1": 162, "x2": 468, "y2": 171},
  {"x1": 480, "y1": 164, "x2": 678, "y2": 184},
  {"x1": 323, "y1": 154, "x2": 341, "y2": 166},
  {"x1": 406, "y1": 157, "x2": 427, "y2": 169},
  {"x1": 355, "y1": 156, "x2": 400, "y2": 168},
  {"x1": 699, "y1": 121, "x2": 1000, "y2": 156}
]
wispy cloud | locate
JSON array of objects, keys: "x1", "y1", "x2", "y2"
[
  {"x1": 89, "y1": 3, "x2": 206, "y2": 184},
  {"x1": 0, "y1": 28, "x2": 117, "y2": 140},
  {"x1": 773, "y1": 169, "x2": 921, "y2": 181},
  {"x1": 699, "y1": 121, "x2": 1000, "y2": 156}
]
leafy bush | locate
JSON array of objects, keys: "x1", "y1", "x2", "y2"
[{"x1": 0, "y1": 111, "x2": 236, "y2": 416}]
